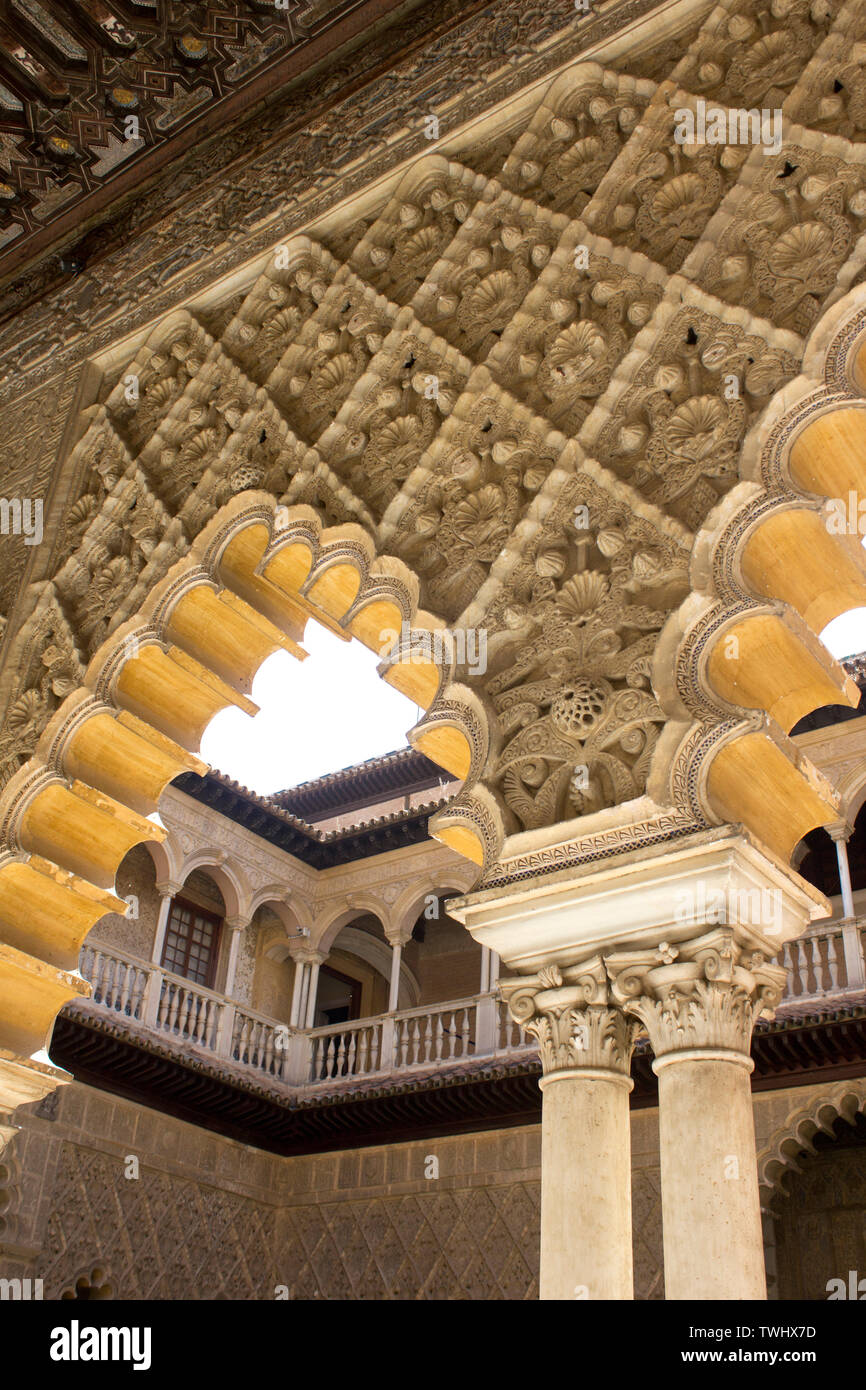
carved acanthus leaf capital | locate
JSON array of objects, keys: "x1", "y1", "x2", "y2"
[
  {"x1": 500, "y1": 956, "x2": 636, "y2": 1077},
  {"x1": 605, "y1": 926, "x2": 788, "y2": 1058}
]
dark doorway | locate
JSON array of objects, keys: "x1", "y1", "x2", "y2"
[{"x1": 314, "y1": 964, "x2": 362, "y2": 1027}]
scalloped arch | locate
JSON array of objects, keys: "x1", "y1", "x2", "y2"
[
  {"x1": 757, "y1": 1079, "x2": 866, "y2": 1212},
  {"x1": 653, "y1": 287, "x2": 866, "y2": 863},
  {"x1": 0, "y1": 494, "x2": 500, "y2": 1057}
]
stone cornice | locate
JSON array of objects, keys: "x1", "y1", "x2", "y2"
[{"x1": 450, "y1": 827, "x2": 828, "y2": 975}]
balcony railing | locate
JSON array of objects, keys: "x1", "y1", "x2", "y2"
[
  {"x1": 73, "y1": 919, "x2": 866, "y2": 1094},
  {"x1": 775, "y1": 918, "x2": 866, "y2": 1012},
  {"x1": 75, "y1": 943, "x2": 534, "y2": 1089}
]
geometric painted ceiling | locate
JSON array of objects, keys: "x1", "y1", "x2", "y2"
[{"x1": 0, "y1": 0, "x2": 450, "y2": 288}]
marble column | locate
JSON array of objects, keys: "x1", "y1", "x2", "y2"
[
  {"x1": 221, "y1": 915, "x2": 248, "y2": 998},
  {"x1": 828, "y1": 823, "x2": 856, "y2": 920},
  {"x1": 501, "y1": 958, "x2": 636, "y2": 1301},
  {"x1": 387, "y1": 938, "x2": 402, "y2": 1013},
  {"x1": 449, "y1": 829, "x2": 827, "y2": 1304},
  {"x1": 303, "y1": 954, "x2": 324, "y2": 1029},
  {"x1": 827, "y1": 824, "x2": 865, "y2": 988},
  {"x1": 151, "y1": 881, "x2": 182, "y2": 964},
  {"x1": 288, "y1": 954, "x2": 305, "y2": 1027},
  {"x1": 608, "y1": 927, "x2": 787, "y2": 1301}
]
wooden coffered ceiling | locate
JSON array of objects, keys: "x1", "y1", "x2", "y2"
[{"x1": 0, "y1": 0, "x2": 482, "y2": 303}]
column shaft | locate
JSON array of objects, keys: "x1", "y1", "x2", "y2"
[
  {"x1": 151, "y1": 889, "x2": 175, "y2": 965},
  {"x1": 388, "y1": 943, "x2": 402, "y2": 1012},
  {"x1": 296, "y1": 964, "x2": 310, "y2": 1027},
  {"x1": 834, "y1": 834, "x2": 856, "y2": 920},
  {"x1": 304, "y1": 960, "x2": 321, "y2": 1028},
  {"x1": 539, "y1": 1069, "x2": 634, "y2": 1300},
  {"x1": 288, "y1": 959, "x2": 304, "y2": 1027},
  {"x1": 654, "y1": 1052, "x2": 765, "y2": 1300}
]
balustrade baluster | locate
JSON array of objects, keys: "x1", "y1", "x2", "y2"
[
  {"x1": 434, "y1": 1015, "x2": 444, "y2": 1061},
  {"x1": 346, "y1": 1031, "x2": 357, "y2": 1076},
  {"x1": 156, "y1": 981, "x2": 170, "y2": 1029},
  {"x1": 166, "y1": 984, "x2": 181, "y2": 1031},
  {"x1": 193, "y1": 993, "x2": 205, "y2": 1043},
  {"x1": 181, "y1": 990, "x2": 194, "y2": 1039},
  {"x1": 782, "y1": 940, "x2": 794, "y2": 995},
  {"x1": 827, "y1": 932, "x2": 841, "y2": 991},
  {"x1": 810, "y1": 936, "x2": 824, "y2": 994},
  {"x1": 796, "y1": 939, "x2": 809, "y2": 996},
  {"x1": 461, "y1": 1007, "x2": 471, "y2": 1056}
]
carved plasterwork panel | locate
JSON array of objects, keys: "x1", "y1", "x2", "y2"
[
  {"x1": 582, "y1": 89, "x2": 744, "y2": 272},
  {"x1": 785, "y1": 0, "x2": 866, "y2": 145},
  {"x1": 279, "y1": 1181, "x2": 540, "y2": 1300},
  {"x1": 671, "y1": 0, "x2": 844, "y2": 111},
  {"x1": 341, "y1": 162, "x2": 495, "y2": 308},
  {"x1": 690, "y1": 137, "x2": 866, "y2": 335},
  {"x1": 35, "y1": 1143, "x2": 279, "y2": 1301},
  {"x1": 317, "y1": 316, "x2": 473, "y2": 522},
  {"x1": 380, "y1": 377, "x2": 572, "y2": 622},
  {"x1": 485, "y1": 226, "x2": 669, "y2": 438},
  {"x1": 498, "y1": 66, "x2": 657, "y2": 220},
  {"x1": 0, "y1": 593, "x2": 85, "y2": 784},
  {"x1": 475, "y1": 466, "x2": 690, "y2": 830},
  {"x1": 410, "y1": 188, "x2": 571, "y2": 360},
  {"x1": 581, "y1": 295, "x2": 800, "y2": 529}
]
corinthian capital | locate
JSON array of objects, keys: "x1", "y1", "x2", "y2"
[
  {"x1": 605, "y1": 926, "x2": 787, "y2": 1058},
  {"x1": 499, "y1": 957, "x2": 636, "y2": 1078}
]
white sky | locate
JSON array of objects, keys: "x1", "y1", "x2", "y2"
[
  {"x1": 201, "y1": 620, "x2": 420, "y2": 795},
  {"x1": 202, "y1": 610, "x2": 866, "y2": 798}
]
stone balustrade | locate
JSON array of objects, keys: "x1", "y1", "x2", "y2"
[{"x1": 71, "y1": 919, "x2": 866, "y2": 1095}]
